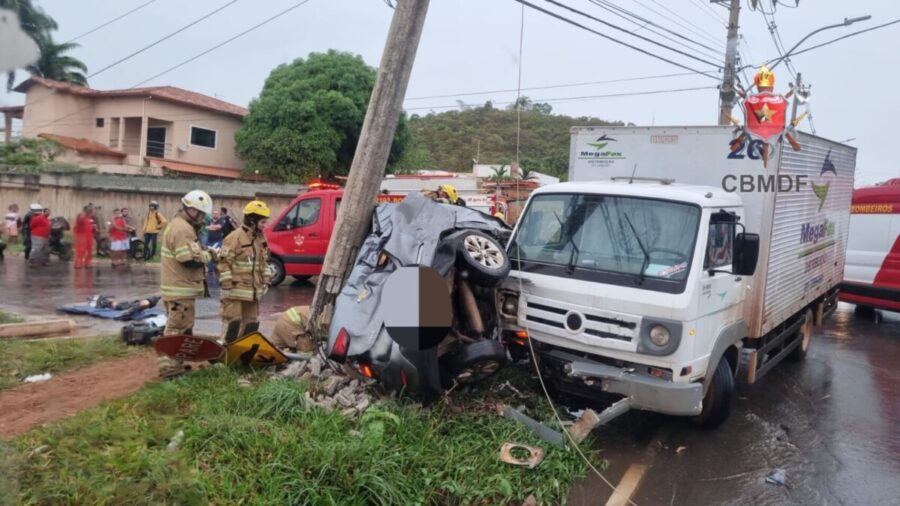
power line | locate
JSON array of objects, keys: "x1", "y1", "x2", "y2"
[
  {"x1": 586, "y1": 0, "x2": 723, "y2": 61},
  {"x1": 689, "y1": 0, "x2": 728, "y2": 25},
  {"x1": 133, "y1": 0, "x2": 313, "y2": 87},
  {"x1": 405, "y1": 85, "x2": 718, "y2": 111},
  {"x1": 788, "y1": 19, "x2": 900, "y2": 59},
  {"x1": 646, "y1": 0, "x2": 723, "y2": 37},
  {"x1": 66, "y1": 0, "x2": 160, "y2": 43},
  {"x1": 513, "y1": 0, "x2": 721, "y2": 80},
  {"x1": 628, "y1": 0, "x2": 723, "y2": 48},
  {"x1": 541, "y1": 0, "x2": 723, "y2": 68},
  {"x1": 405, "y1": 71, "x2": 699, "y2": 101},
  {"x1": 761, "y1": 9, "x2": 797, "y2": 79},
  {"x1": 591, "y1": 0, "x2": 724, "y2": 54},
  {"x1": 88, "y1": 0, "x2": 241, "y2": 78}
]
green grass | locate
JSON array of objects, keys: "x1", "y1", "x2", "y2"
[
  {"x1": 4, "y1": 366, "x2": 603, "y2": 504},
  {"x1": 0, "y1": 310, "x2": 24, "y2": 324},
  {"x1": 0, "y1": 335, "x2": 147, "y2": 391}
]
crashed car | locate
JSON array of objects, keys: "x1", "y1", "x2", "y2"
[{"x1": 327, "y1": 192, "x2": 512, "y2": 397}]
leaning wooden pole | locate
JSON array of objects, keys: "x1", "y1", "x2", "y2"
[{"x1": 307, "y1": 0, "x2": 430, "y2": 332}]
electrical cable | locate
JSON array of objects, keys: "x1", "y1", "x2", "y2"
[
  {"x1": 628, "y1": 0, "x2": 723, "y2": 47},
  {"x1": 511, "y1": 5, "x2": 638, "y2": 505},
  {"x1": 689, "y1": 0, "x2": 728, "y2": 25},
  {"x1": 405, "y1": 72, "x2": 699, "y2": 101},
  {"x1": 590, "y1": 0, "x2": 724, "y2": 54},
  {"x1": 65, "y1": 0, "x2": 160, "y2": 43},
  {"x1": 512, "y1": 0, "x2": 722, "y2": 80},
  {"x1": 405, "y1": 86, "x2": 717, "y2": 111},
  {"x1": 787, "y1": 19, "x2": 900, "y2": 58},
  {"x1": 586, "y1": 0, "x2": 724, "y2": 60},
  {"x1": 87, "y1": 0, "x2": 241, "y2": 79},
  {"x1": 542, "y1": 0, "x2": 725, "y2": 69}
]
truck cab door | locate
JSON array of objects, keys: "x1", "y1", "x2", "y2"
[
  {"x1": 696, "y1": 212, "x2": 747, "y2": 351},
  {"x1": 271, "y1": 196, "x2": 326, "y2": 276}
]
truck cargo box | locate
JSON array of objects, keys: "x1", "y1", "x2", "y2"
[{"x1": 568, "y1": 126, "x2": 857, "y2": 337}]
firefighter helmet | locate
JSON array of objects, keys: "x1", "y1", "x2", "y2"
[
  {"x1": 243, "y1": 200, "x2": 271, "y2": 218},
  {"x1": 439, "y1": 184, "x2": 459, "y2": 204},
  {"x1": 181, "y1": 190, "x2": 213, "y2": 215}
]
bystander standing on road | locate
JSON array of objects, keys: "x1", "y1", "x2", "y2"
[
  {"x1": 28, "y1": 206, "x2": 51, "y2": 267},
  {"x1": 74, "y1": 204, "x2": 95, "y2": 268},
  {"x1": 220, "y1": 207, "x2": 237, "y2": 238},
  {"x1": 109, "y1": 208, "x2": 130, "y2": 268},
  {"x1": 205, "y1": 209, "x2": 226, "y2": 274},
  {"x1": 142, "y1": 200, "x2": 167, "y2": 260},
  {"x1": 21, "y1": 203, "x2": 40, "y2": 260},
  {"x1": 4, "y1": 204, "x2": 20, "y2": 244}
]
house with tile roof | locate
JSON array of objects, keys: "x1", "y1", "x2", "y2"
[{"x1": 8, "y1": 77, "x2": 248, "y2": 178}]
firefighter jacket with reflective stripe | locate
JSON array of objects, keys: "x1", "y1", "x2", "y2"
[
  {"x1": 217, "y1": 225, "x2": 269, "y2": 301},
  {"x1": 160, "y1": 212, "x2": 211, "y2": 300}
]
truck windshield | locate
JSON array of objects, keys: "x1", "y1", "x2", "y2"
[{"x1": 509, "y1": 193, "x2": 701, "y2": 288}]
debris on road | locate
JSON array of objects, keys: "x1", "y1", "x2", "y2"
[
  {"x1": 499, "y1": 442, "x2": 545, "y2": 469},
  {"x1": 567, "y1": 408, "x2": 601, "y2": 444},
  {"x1": 765, "y1": 468, "x2": 787, "y2": 486},
  {"x1": 23, "y1": 373, "x2": 52, "y2": 383},
  {"x1": 277, "y1": 354, "x2": 376, "y2": 418},
  {"x1": 499, "y1": 403, "x2": 565, "y2": 448}
]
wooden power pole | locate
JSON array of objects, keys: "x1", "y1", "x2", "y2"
[
  {"x1": 307, "y1": 0, "x2": 430, "y2": 330},
  {"x1": 718, "y1": 0, "x2": 741, "y2": 125}
]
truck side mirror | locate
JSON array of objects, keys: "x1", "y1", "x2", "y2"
[{"x1": 734, "y1": 232, "x2": 759, "y2": 276}]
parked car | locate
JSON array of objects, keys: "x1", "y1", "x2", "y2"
[
  {"x1": 265, "y1": 189, "x2": 404, "y2": 286},
  {"x1": 840, "y1": 178, "x2": 900, "y2": 313},
  {"x1": 326, "y1": 192, "x2": 513, "y2": 398}
]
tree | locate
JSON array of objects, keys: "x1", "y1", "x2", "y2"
[
  {"x1": 2, "y1": 0, "x2": 88, "y2": 90},
  {"x1": 490, "y1": 165, "x2": 509, "y2": 181},
  {"x1": 518, "y1": 166, "x2": 537, "y2": 180},
  {"x1": 235, "y1": 50, "x2": 409, "y2": 182},
  {"x1": 25, "y1": 32, "x2": 88, "y2": 86}
]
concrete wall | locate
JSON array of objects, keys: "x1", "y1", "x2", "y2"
[
  {"x1": 20, "y1": 84, "x2": 245, "y2": 172},
  {"x1": 0, "y1": 172, "x2": 304, "y2": 229}
]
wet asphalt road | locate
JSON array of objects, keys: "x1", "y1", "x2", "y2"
[
  {"x1": 2, "y1": 255, "x2": 898, "y2": 505},
  {"x1": 0, "y1": 255, "x2": 314, "y2": 337}
]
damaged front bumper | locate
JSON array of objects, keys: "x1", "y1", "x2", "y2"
[{"x1": 541, "y1": 349, "x2": 704, "y2": 417}]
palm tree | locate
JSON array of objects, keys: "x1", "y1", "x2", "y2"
[
  {"x1": 490, "y1": 165, "x2": 509, "y2": 182},
  {"x1": 518, "y1": 166, "x2": 537, "y2": 181},
  {"x1": 2, "y1": 0, "x2": 59, "y2": 90},
  {"x1": 25, "y1": 32, "x2": 88, "y2": 86}
]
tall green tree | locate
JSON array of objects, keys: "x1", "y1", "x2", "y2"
[
  {"x1": 25, "y1": 32, "x2": 88, "y2": 86},
  {"x1": 2, "y1": 0, "x2": 88, "y2": 90},
  {"x1": 236, "y1": 50, "x2": 409, "y2": 182}
]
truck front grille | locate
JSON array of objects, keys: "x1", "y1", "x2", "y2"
[{"x1": 524, "y1": 298, "x2": 639, "y2": 347}]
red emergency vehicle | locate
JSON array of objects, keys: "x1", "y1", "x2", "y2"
[
  {"x1": 264, "y1": 186, "x2": 402, "y2": 285},
  {"x1": 840, "y1": 178, "x2": 900, "y2": 313}
]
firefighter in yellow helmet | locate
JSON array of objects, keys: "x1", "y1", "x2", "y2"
[
  {"x1": 217, "y1": 200, "x2": 271, "y2": 342},
  {"x1": 436, "y1": 184, "x2": 466, "y2": 207},
  {"x1": 754, "y1": 65, "x2": 775, "y2": 92},
  {"x1": 157, "y1": 189, "x2": 216, "y2": 378}
]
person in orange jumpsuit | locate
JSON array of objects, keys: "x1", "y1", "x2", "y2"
[{"x1": 74, "y1": 204, "x2": 95, "y2": 268}]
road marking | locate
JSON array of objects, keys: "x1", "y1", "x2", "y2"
[{"x1": 605, "y1": 463, "x2": 648, "y2": 506}]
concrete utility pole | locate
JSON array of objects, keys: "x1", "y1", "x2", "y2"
[
  {"x1": 307, "y1": 0, "x2": 430, "y2": 331},
  {"x1": 718, "y1": 0, "x2": 741, "y2": 126},
  {"x1": 790, "y1": 72, "x2": 802, "y2": 122}
]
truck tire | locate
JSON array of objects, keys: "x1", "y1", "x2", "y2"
[
  {"x1": 693, "y1": 357, "x2": 734, "y2": 429},
  {"x1": 268, "y1": 257, "x2": 286, "y2": 286},
  {"x1": 455, "y1": 231, "x2": 510, "y2": 287},
  {"x1": 788, "y1": 309, "x2": 813, "y2": 362},
  {"x1": 447, "y1": 340, "x2": 508, "y2": 385}
]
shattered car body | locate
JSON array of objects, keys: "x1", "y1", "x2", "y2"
[{"x1": 327, "y1": 192, "x2": 512, "y2": 397}]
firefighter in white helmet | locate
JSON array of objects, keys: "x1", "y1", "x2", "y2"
[
  {"x1": 157, "y1": 189, "x2": 216, "y2": 378},
  {"x1": 217, "y1": 200, "x2": 271, "y2": 342}
]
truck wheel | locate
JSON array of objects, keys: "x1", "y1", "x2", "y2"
[
  {"x1": 456, "y1": 231, "x2": 510, "y2": 287},
  {"x1": 447, "y1": 340, "x2": 508, "y2": 385},
  {"x1": 788, "y1": 309, "x2": 813, "y2": 362},
  {"x1": 268, "y1": 257, "x2": 286, "y2": 286},
  {"x1": 693, "y1": 358, "x2": 734, "y2": 429}
]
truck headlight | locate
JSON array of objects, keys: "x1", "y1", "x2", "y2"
[
  {"x1": 649, "y1": 325, "x2": 671, "y2": 347},
  {"x1": 500, "y1": 293, "x2": 519, "y2": 317}
]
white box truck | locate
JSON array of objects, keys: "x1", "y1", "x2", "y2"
[{"x1": 498, "y1": 126, "x2": 856, "y2": 427}]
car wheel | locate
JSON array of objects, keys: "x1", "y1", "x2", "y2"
[
  {"x1": 788, "y1": 309, "x2": 813, "y2": 362},
  {"x1": 692, "y1": 357, "x2": 734, "y2": 429},
  {"x1": 456, "y1": 231, "x2": 510, "y2": 287},
  {"x1": 447, "y1": 340, "x2": 508, "y2": 385},
  {"x1": 268, "y1": 256, "x2": 286, "y2": 286}
]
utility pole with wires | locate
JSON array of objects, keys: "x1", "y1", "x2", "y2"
[
  {"x1": 717, "y1": 0, "x2": 741, "y2": 125},
  {"x1": 307, "y1": 0, "x2": 430, "y2": 330}
]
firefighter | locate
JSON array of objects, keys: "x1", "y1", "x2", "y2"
[
  {"x1": 157, "y1": 190, "x2": 215, "y2": 378},
  {"x1": 217, "y1": 200, "x2": 271, "y2": 342},
  {"x1": 269, "y1": 305, "x2": 318, "y2": 352},
  {"x1": 436, "y1": 184, "x2": 466, "y2": 207}
]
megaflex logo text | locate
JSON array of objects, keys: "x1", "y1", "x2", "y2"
[
  {"x1": 798, "y1": 217, "x2": 836, "y2": 258},
  {"x1": 579, "y1": 135, "x2": 625, "y2": 160}
]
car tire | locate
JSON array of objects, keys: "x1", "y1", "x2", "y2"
[
  {"x1": 788, "y1": 309, "x2": 813, "y2": 362},
  {"x1": 268, "y1": 256, "x2": 286, "y2": 286},
  {"x1": 693, "y1": 357, "x2": 734, "y2": 429},
  {"x1": 455, "y1": 231, "x2": 510, "y2": 287},
  {"x1": 447, "y1": 339, "x2": 508, "y2": 385}
]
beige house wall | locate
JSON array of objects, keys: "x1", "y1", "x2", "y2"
[{"x1": 20, "y1": 84, "x2": 245, "y2": 173}]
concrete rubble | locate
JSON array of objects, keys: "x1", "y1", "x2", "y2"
[{"x1": 276, "y1": 354, "x2": 375, "y2": 418}]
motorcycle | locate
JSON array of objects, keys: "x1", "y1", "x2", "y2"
[{"x1": 49, "y1": 216, "x2": 73, "y2": 261}]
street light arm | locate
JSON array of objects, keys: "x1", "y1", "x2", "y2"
[{"x1": 767, "y1": 15, "x2": 871, "y2": 71}]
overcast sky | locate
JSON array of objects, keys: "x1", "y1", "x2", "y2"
[{"x1": 2, "y1": 0, "x2": 897, "y2": 185}]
